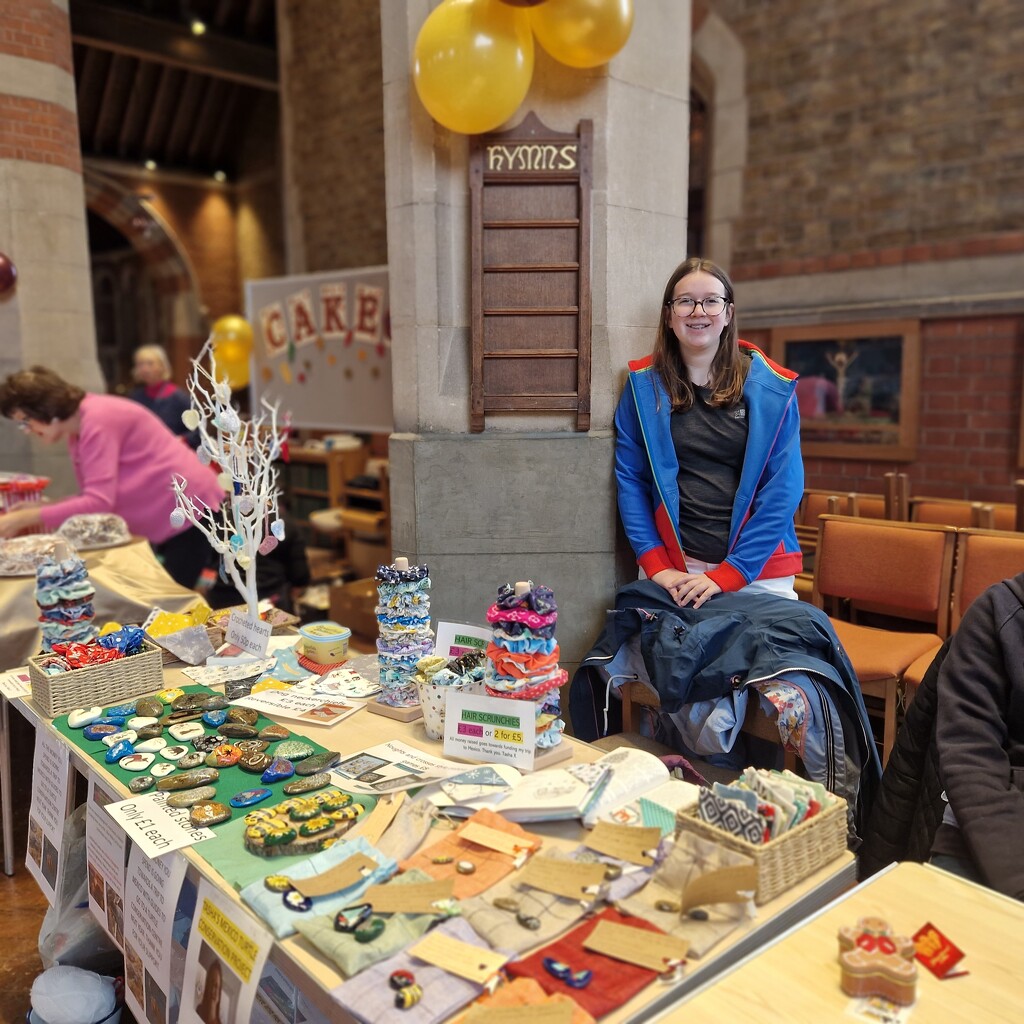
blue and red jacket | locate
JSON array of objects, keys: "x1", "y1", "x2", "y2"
[{"x1": 614, "y1": 339, "x2": 804, "y2": 592}]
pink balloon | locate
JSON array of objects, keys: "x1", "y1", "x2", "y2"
[{"x1": 0, "y1": 253, "x2": 16, "y2": 295}]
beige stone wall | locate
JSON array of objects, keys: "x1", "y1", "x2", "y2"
[{"x1": 279, "y1": 0, "x2": 387, "y2": 273}]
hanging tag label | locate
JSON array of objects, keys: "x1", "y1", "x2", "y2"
[
  {"x1": 346, "y1": 792, "x2": 406, "y2": 846},
  {"x1": 680, "y1": 863, "x2": 759, "y2": 912},
  {"x1": 408, "y1": 931, "x2": 508, "y2": 984},
  {"x1": 291, "y1": 853, "x2": 377, "y2": 899},
  {"x1": 463, "y1": 1003, "x2": 573, "y2": 1024},
  {"x1": 583, "y1": 919, "x2": 690, "y2": 972},
  {"x1": 459, "y1": 821, "x2": 538, "y2": 858},
  {"x1": 585, "y1": 821, "x2": 660, "y2": 866},
  {"x1": 519, "y1": 856, "x2": 607, "y2": 900},
  {"x1": 362, "y1": 878, "x2": 455, "y2": 915}
]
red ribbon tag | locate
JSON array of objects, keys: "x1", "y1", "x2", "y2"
[{"x1": 913, "y1": 921, "x2": 967, "y2": 978}]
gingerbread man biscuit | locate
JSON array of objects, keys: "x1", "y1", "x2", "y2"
[{"x1": 837, "y1": 916, "x2": 918, "y2": 1006}]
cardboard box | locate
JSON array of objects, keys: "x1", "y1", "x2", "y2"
[{"x1": 329, "y1": 577, "x2": 378, "y2": 641}]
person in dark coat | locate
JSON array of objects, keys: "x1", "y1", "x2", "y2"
[
  {"x1": 128, "y1": 344, "x2": 200, "y2": 448},
  {"x1": 860, "y1": 573, "x2": 1024, "y2": 901}
]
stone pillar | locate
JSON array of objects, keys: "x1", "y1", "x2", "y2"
[
  {"x1": 0, "y1": 0, "x2": 100, "y2": 494},
  {"x1": 381, "y1": 1, "x2": 691, "y2": 674}
]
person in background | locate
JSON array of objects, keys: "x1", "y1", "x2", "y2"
[
  {"x1": 129, "y1": 343, "x2": 200, "y2": 448},
  {"x1": 0, "y1": 365, "x2": 224, "y2": 589},
  {"x1": 614, "y1": 256, "x2": 804, "y2": 609}
]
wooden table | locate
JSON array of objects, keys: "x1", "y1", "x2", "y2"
[
  {"x1": 661, "y1": 860, "x2": 1023, "y2": 1023},
  {"x1": 12, "y1": 668, "x2": 857, "y2": 1022}
]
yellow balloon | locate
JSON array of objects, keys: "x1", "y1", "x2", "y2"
[
  {"x1": 212, "y1": 336, "x2": 251, "y2": 390},
  {"x1": 414, "y1": 0, "x2": 534, "y2": 135},
  {"x1": 529, "y1": 0, "x2": 634, "y2": 68},
  {"x1": 211, "y1": 314, "x2": 254, "y2": 356}
]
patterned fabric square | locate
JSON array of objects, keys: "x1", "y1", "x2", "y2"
[
  {"x1": 331, "y1": 917, "x2": 487, "y2": 1024},
  {"x1": 401, "y1": 807, "x2": 544, "y2": 900},
  {"x1": 292, "y1": 868, "x2": 437, "y2": 976},
  {"x1": 617, "y1": 832, "x2": 752, "y2": 957},
  {"x1": 698, "y1": 788, "x2": 764, "y2": 843},
  {"x1": 505, "y1": 906, "x2": 664, "y2": 1018},
  {"x1": 452, "y1": 978, "x2": 595, "y2": 1024}
]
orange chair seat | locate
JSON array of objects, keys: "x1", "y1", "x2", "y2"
[{"x1": 829, "y1": 621, "x2": 942, "y2": 680}]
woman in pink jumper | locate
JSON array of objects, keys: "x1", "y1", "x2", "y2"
[{"x1": 0, "y1": 365, "x2": 224, "y2": 588}]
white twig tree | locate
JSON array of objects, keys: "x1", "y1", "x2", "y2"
[{"x1": 169, "y1": 339, "x2": 289, "y2": 621}]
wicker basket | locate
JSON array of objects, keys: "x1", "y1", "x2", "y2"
[
  {"x1": 28, "y1": 639, "x2": 164, "y2": 717},
  {"x1": 675, "y1": 795, "x2": 848, "y2": 905}
]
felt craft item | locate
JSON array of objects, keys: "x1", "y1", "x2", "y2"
[
  {"x1": 331, "y1": 917, "x2": 488, "y2": 1024},
  {"x1": 452, "y1": 977, "x2": 596, "y2": 1024},
  {"x1": 568, "y1": 845, "x2": 657, "y2": 903},
  {"x1": 616, "y1": 832, "x2": 753, "y2": 958},
  {"x1": 292, "y1": 868, "x2": 438, "y2": 977},
  {"x1": 240, "y1": 836, "x2": 396, "y2": 939},
  {"x1": 400, "y1": 808, "x2": 543, "y2": 900},
  {"x1": 461, "y1": 849, "x2": 595, "y2": 954},
  {"x1": 373, "y1": 796, "x2": 437, "y2": 862},
  {"x1": 506, "y1": 906, "x2": 665, "y2": 1019}
]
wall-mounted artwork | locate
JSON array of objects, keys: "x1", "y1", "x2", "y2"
[{"x1": 770, "y1": 319, "x2": 920, "y2": 461}]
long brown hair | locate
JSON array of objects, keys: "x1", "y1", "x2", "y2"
[
  {"x1": 0, "y1": 366, "x2": 85, "y2": 421},
  {"x1": 651, "y1": 257, "x2": 745, "y2": 411}
]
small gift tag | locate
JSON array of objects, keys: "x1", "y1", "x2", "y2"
[
  {"x1": 583, "y1": 919, "x2": 690, "y2": 972},
  {"x1": 680, "y1": 863, "x2": 759, "y2": 912},
  {"x1": 459, "y1": 821, "x2": 539, "y2": 858},
  {"x1": 463, "y1": 1002, "x2": 573, "y2": 1024},
  {"x1": 346, "y1": 792, "x2": 406, "y2": 846},
  {"x1": 519, "y1": 856, "x2": 607, "y2": 900},
  {"x1": 408, "y1": 931, "x2": 508, "y2": 984},
  {"x1": 291, "y1": 853, "x2": 378, "y2": 899},
  {"x1": 585, "y1": 821, "x2": 660, "y2": 866},
  {"x1": 913, "y1": 921, "x2": 968, "y2": 978},
  {"x1": 362, "y1": 877, "x2": 455, "y2": 915}
]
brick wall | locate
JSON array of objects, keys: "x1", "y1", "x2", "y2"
[
  {"x1": 707, "y1": 0, "x2": 1024, "y2": 278},
  {"x1": 0, "y1": 0, "x2": 73, "y2": 73},
  {"x1": 281, "y1": 0, "x2": 387, "y2": 271}
]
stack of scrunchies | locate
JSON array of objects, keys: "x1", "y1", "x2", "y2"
[
  {"x1": 484, "y1": 582, "x2": 566, "y2": 750},
  {"x1": 35, "y1": 555, "x2": 98, "y2": 652},
  {"x1": 375, "y1": 561, "x2": 434, "y2": 708}
]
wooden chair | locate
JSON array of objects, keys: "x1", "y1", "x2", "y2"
[
  {"x1": 974, "y1": 502, "x2": 1018, "y2": 532},
  {"x1": 909, "y1": 496, "x2": 987, "y2": 528},
  {"x1": 620, "y1": 680, "x2": 799, "y2": 773},
  {"x1": 811, "y1": 515, "x2": 958, "y2": 766},
  {"x1": 883, "y1": 471, "x2": 910, "y2": 521},
  {"x1": 795, "y1": 492, "x2": 842, "y2": 600},
  {"x1": 903, "y1": 525, "x2": 1024, "y2": 704}
]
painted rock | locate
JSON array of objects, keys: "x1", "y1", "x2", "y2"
[
  {"x1": 282, "y1": 773, "x2": 332, "y2": 795},
  {"x1": 274, "y1": 740, "x2": 315, "y2": 761},
  {"x1": 227, "y1": 707, "x2": 259, "y2": 726},
  {"x1": 162, "y1": 710, "x2": 204, "y2": 725},
  {"x1": 135, "y1": 724, "x2": 164, "y2": 741},
  {"x1": 168, "y1": 722, "x2": 205, "y2": 741},
  {"x1": 236, "y1": 740, "x2": 270, "y2": 753},
  {"x1": 128, "y1": 775, "x2": 154, "y2": 793},
  {"x1": 105, "y1": 740, "x2": 134, "y2": 763},
  {"x1": 102, "y1": 729, "x2": 138, "y2": 748},
  {"x1": 126, "y1": 716, "x2": 158, "y2": 731},
  {"x1": 295, "y1": 751, "x2": 341, "y2": 776},
  {"x1": 261, "y1": 758, "x2": 295, "y2": 784},
  {"x1": 217, "y1": 723, "x2": 258, "y2": 740},
  {"x1": 166, "y1": 785, "x2": 217, "y2": 808},
  {"x1": 156, "y1": 768, "x2": 220, "y2": 791},
  {"x1": 151, "y1": 762, "x2": 176, "y2": 778},
  {"x1": 191, "y1": 735, "x2": 223, "y2": 753},
  {"x1": 105, "y1": 702, "x2": 137, "y2": 718},
  {"x1": 200, "y1": 695, "x2": 229, "y2": 711},
  {"x1": 67, "y1": 706, "x2": 102, "y2": 728},
  {"x1": 171, "y1": 694, "x2": 207, "y2": 713},
  {"x1": 190, "y1": 801, "x2": 231, "y2": 827},
  {"x1": 94, "y1": 715, "x2": 128, "y2": 727},
  {"x1": 177, "y1": 752, "x2": 206, "y2": 770},
  {"x1": 239, "y1": 751, "x2": 272, "y2": 774},
  {"x1": 257, "y1": 724, "x2": 289, "y2": 742},
  {"x1": 161, "y1": 745, "x2": 190, "y2": 761},
  {"x1": 205, "y1": 744, "x2": 243, "y2": 768},
  {"x1": 157, "y1": 687, "x2": 184, "y2": 704},
  {"x1": 134, "y1": 696, "x2": 164, "y2": 719},
  {"x1": 83, "y1": 723, "x2": 119, "y2": 742},
  {"x1": 229, "y1": 788, "x2": 273, "y2": 808},
  {"x1": 202, "y1": 710, "x2": 228, "y2": 727},
  {"x1": 134, "y1": 737, "x2": 168, "y2": 754},
  {"x1": 118, "y1": 752, "x2": 155, "y2": 772}
]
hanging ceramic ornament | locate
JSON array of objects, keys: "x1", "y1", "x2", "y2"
[
  {"x1": 217, "y1": 472, "x2": 233, "y2": 491},
  {"x1": 197, "y1": 446, "x2": 212, "y2": 465},
  {"x1": 217, "y1": 407, "x2": 240, "y2": 433},
  {"x1": 271, "y1": 519, "x2": 286, "y2": 541},
  {"x1": 169, "y1": 507, "x2": 186, "y2": 529},
  {"x1": 237, "y1": 553, "x2": 252, "y2": 569},
  {"x1": 258, "y1": 536, "x2": 278, "y2": 556},
  {"x1": 238, "y1": 495, "x2": 254, "y2": 515},
  {"x1": 181, "y1": 409, "x2": 201, "y2": 430},
  {"x1": 229, "y1": 533, "x2": 244, "y2": 550}
]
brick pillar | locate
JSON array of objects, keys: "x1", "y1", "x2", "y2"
[{"x1": 0, "y1": 0, "x2": 102, "y2": 492}]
